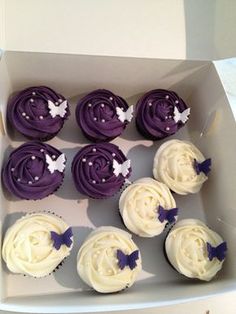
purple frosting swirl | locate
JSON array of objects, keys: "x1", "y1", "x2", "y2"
[
  {"x1": 76, "y1": 89, "x2": 129, "y2": 142},
  {"x1": 2, "y1": 142, "x2": 66, "y2": 200},
  {"x1": 7, "y1": 86, "x2": 70, "y2": 141},
  {"x1": 71, "y1": 143, "x2": 131, "y2": 199},
  {"x1": 135, "y1": 89, "x2": 189, "y2": 140}
]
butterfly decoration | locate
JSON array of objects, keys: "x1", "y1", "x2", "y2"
[
  {"x1": 45, "y1": 153, "x2": 66, "y2": 174},
  {"x1": 207, "y1": 242, "x2": 227, "y2": 262},
  {"x1": 173, "y1": 106, "x2": 191, "y2": 124},
  {"x1": 51, "y1": 227, "x2": 73, "y2": 250},
  {"x1": 116, "y1": 106, "x2": 134, "y2": 123},
  {"x1": 193, "y1": 158, "x2": 212, "y2": 176},
  {"x1": 113, "y1": 159, "x2": 131, "y2": 177},
  {"x1": 48, "y1": 100, "x2": 68, "y2": 118},
  {"x1": 158, "y1": 205, "x2": 179, "y2": 224},
  {"x1": 117, "y1": 249, "x2": 139, "y2": 270}
]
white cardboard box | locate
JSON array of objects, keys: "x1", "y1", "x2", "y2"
[{"x1": 0, "y1": 1, "x2": 236, "y2": 313}]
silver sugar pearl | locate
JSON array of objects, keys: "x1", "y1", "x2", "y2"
[
  {"x1": 102, "y1": 178, "x2": 106, "y2": 183},
  {"x1": 34, "y1": 176, "x2": 39, "y2": 181},
  {"x1": 175, "y1": 100, "x2": 179, "y2": 104},
  {"x1": 30, "y1": 98, "x2": 34, "y2": 103},
  {"x1": 112, "y1": 153, "x2": 116, "y2": 157},
  {"x1": 165, "y1": 95, "x2": 169, "y2": 99},
  {"x1": 58, "y1": 99, "x2": 63, "y2": 103},
  {"x1": 165, "y1": 116, "x2": 168, "y2": 119},
  {"x1": 88, "y1": 103, "x2": 92, "y2": 107},
  {"x1": 32, "y1": 92, "x2": 36, "y2": 96},
  {"x1": 94, "y1": 117, "x2": 97, "y2": 121},
  {"x1": 109, "y1": 97, "x2": 113, "y2": 101},
  {"x1": 88, "y1": 162, "x2": 93, "y2": 166},
  {"x1": 52, "y1": 155, "x2": 56, "y2": 159},
  {"x1": 101, "y1": 103, "x2": 105, "y2": 108},
  {"x1": 92, "y1": 148, "x2": 96, "y2": 152},
  {"x1": 148, "y1": 102, "x2": 152, "y2": 107},
  {"x1": 26, "y1": 116, "x2": 30, "y2": 120},
  {"x1": 92, "y1": 180, "x2": 96, "y2": 184},
  {"x1": 31, "y1": 156, "x2": 36, "y2": 160},
  {"x1": 39, "y1": 116, "x2": 44, "y2": 120},
  {"x1": 82, "y1": 158, "x2": 86, "y2": 162},
  {"x1": 101, "y1": 119, "x2": 105, "y2": 123},
  {"x1": 40, "y1": 149, "x2": 44, "y2": 153},
  {"x1": 17, "y1": 178, "x2": 21, "y2": 182},
  {"x1": 166, "y1": 127, "x2": 170, "y2": 131},
  {"x1": 11, "y1": 168, "x2": 15, "y2": 172},
  {"x1": 169, "y1": 115, "x2": 172, "y2": 118},
  {"x1": 55, "y1": 102, "x2": 59, "y2": 105},
  {"x1": 22, "y1": 112, "x2": 26, "y2": 117},
  {"x1": 28, "y1": 181, "x2": 33, "y2": 185}
]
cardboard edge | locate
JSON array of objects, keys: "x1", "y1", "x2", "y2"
[{"x1": 0, "y1": 0, "x2": 5, "y2": 52}]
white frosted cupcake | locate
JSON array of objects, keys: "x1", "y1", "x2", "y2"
[
  {"x1": 77, "y1": 226, "x2": 142, "y2": 293},
  {"x1": 153, "y1": 139, "x2": 211, "y2": 195},
  {"x1": 165, "y1": 219, "x2": 227, "y2": 281},
  {"x1": 2, "y1": 213, "x2": 73, "y2": 278},
  {"x1": 119, "y1": 178, "x2": 178, "y2": 237}
]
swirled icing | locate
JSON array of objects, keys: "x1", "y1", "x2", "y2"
[
  {"x1": 77, "y1": 226, "x2": 142, "y2": 293},
  {"x1": 71, "y1": 143, "x2": 131, "y2": 199},
  {"x1": 2, "y1": 213, "x2": 73, "y2": 278},
  {"x1": 153, "y1": 139, "x2": 208, "y2": 194},
  {"x1": 135, "y1": 89, "x2": 189, "y2": 140},
  {"x1": 7, "y1": 86, "x2": 69, "y2": 141},
  {"x1": 76, "y1": 89, "x2": 129, "y2": 142},
  {"x1": 2, "y1": 141, "x2": 66, "y2": 200},
  {"x1": 119, "y1": 178, "x2": 176, "y2": 237},
  {"x1": 165, "y1": 219, "x2": 226, "y2": 281}
]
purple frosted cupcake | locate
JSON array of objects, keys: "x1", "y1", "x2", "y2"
[
  {"x1": 7, "y1": 86, "x2": 70, "y2": 141},
  {"x1": 2, "y1": 141, "x2": 66, "y2": 200},
  {"x1": 135, "y1": 89, "x2": 190, "y2": 140},
  {"x1": 76, "y1": 89, "x2": 133, "y2": 142},
  {"x1": 72, "y1": 143, "x2": 131, "y2": 199}
]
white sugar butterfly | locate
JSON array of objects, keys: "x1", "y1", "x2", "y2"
[
  {"x1": 45, "y1": 154, "x2": 66, "y2": 174},
  {"x1": 173, "y1": 106, "x2": 191, "y2": 124},
  {"x1": 48, "y1": 100, "x2": 68, "y2": 118},
  {"x1": 116, "y1": 106, "x2": 134, "y2": 123},
  {"x1": 113, "y1": 159, "x2": 131, "y2": 177}
]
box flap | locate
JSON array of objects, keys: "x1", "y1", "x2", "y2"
[{"x1": 3, "y1": 0, "x2": 236, "y2": 60}]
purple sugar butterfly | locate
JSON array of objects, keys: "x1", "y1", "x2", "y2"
[
  {"x1": 194, "y1": 158, "x2": 212, "y2": 176},
  {"x1": 117, "y1": 249, "x2": 139, "y2": 270},
  {"x1": 51, "y1": 227, "x2": 73, "y2": 250},
  {"x1": 207, "y1": 242, "x2": 227, "y2": 262},
  {"x1": 158, "y1": 205, "x2": 179, "y2": 224}
]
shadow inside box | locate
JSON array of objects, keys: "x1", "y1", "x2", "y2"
[{"x1": 53, "y1": 225, "x2": 93, "y2": 290}]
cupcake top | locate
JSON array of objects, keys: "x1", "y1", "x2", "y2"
[
  {"x1": 77, "y1": 226, "x2": 141, "y2": 293},
  {"x1": 7, "y1": 86, "x2": 69, "y2": 141},
  {"x1": 153, "y1": 139, "x2": 211, "y2": 195},
  {"x1": 119, "y1": 178, "x2": 178, "y2": 237},
  {"x1": 135, "y1": 89, "x2": 190, "y2": 140},
  {"x1": 165, "y1": 219, "x2": 227, "y2": 281},
  {"x1": 76, "y1": 89, "x2": 133, "y2": 142},
  {"x1": 71, "y1": 143, "x2": 131, "y2": 199},
  {"x1": 2, "y1": 213, "x2": 73, "y2": 278},
  {"x1": 2, "y1": 141, "x2": 66, "y2": 200}
]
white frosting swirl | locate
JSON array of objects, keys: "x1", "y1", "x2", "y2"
[
  {"x1": 119, "y1": 178, "x2": 177, "y2": 237},
  {"x1": 153, "y1": 139, "x2": 208, "y2": 195},
  {"x1": 165, "y1": 219, "x2": 225, "y2": 281},
  {"x1": 2, "y1": 213, "x2": 73, "y2": 277},
  {"x1": 77, "y1": 226, "x2": 142, "y2": 293}
]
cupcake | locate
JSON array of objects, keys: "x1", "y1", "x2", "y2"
[
  {"x1": 2, "y1": 141, "x2": 66, "y2": 200},
  {"x1": 135, "y1": 89, "x2": 190, "y2": 140},
  {"x1": 7, "y1": 86, "x2": 69, "y2": 141},
  {"x1": 76, "y1": 89, "x2": 133, "y2": 142},
  {"x1": 165, "y1": 219, "x2": 227, "y2": 281},
  {"x1": 77, "y1": 226, "x2": 141, "y2": 293},
  {"x1": 2, "y1": 213, "x2": 73, "y2": 278},
  {"x1": 71, "y1": 143, "x2": 131, "y2": 199},
  {"x1": 153, "y1": 139, "x2": 211, "y2": 195},
  {"x1": 119, "y1": 178, "x2": 178, "y2": 237}
]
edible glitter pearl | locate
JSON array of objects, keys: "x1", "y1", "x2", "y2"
[
  {"x1": 88, "y1": 162, "x2": 93, "y2": 166},
  {"x1": 22, "y1": 112, "x2": 26, "y2": 117},
  {"x1": 40, "y1": 149, "x2": 44, "y2": 153},
  {"x1": 166, "y1": 127, "x2": 170, "y2": 131},
  {"x1": 28, "y1": 181, "x2": 32, "y2": 185},
  {"x1": 32, "y1": 92, "x2": 36, "y2": 96},
  {"x1": 102, "y1": 178, "x2": 106, "y2": 182},
  {"x1": 82, "y1": 158, "x2": 86, "y2": 162},
  {"x1": 26, "y1": 116, "x2": 30, "y2": 120},
  {"x1": 165, "y1": 116, "x2": 168, "y2": 119},
  {"x1": 17, "y1": 178, "x2": 21, "y2": 182},
  {"x1": 58, "y1": 99, "x2": 62, "y2": 103},
  {"x1": 148, "y1": 102, "x2": 152, "y2": 107},
  {"x1": 31, "y1": 156, "x2": 36, "y2": 160},
  {"x1": 169, "y1": 115, "x2": 172, "y2": 118},
  {"x1": 175, "y1": 100, "x2": 179, "y2": 104},
  {"x1": 34, "y1": 176, "x2": 39, "y2": 181},
  {"x1": 101, "y1": 119, "x2": 105, "y2": 123},
  {"x1": 52, "y1": 155, "x2": 56, "y2": 159},
  {"x1": 165, "y1": 95, "x2": 169, "y2": 99},
  {"x1": 11, "y1": 168, "x2": 14, "y2": 172},
  {"x1": 94, "y1": 117, "x2": 97, "y2": 121},
  {"x1": 92, "y1": 148, "x2": 96, "y2": 152},
  {"x1": 55, "y1": 102, "x2": 59, "y2": 105},
  {"x1": 39, "y1": 116, "x2": 44, "y2": 120},
  {"x1": 101, "y1": 103, "x2": 105, "y2": 108},
  {"x1": 92, "y1": 180, "x2": 96, "y2": 184},
  {"x1": 109, "y1": 97, "x2": 113, "y2": 101},
  {"x1": 88, "y1": 103, "x2": 92, "y2": 107},
  {"x1": 30, "y1": 98, "x2": 34, "y2": 103}
]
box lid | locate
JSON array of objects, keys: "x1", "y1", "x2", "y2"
[{"x1": 1, "y1": 0, "x2": 236, "y2": 61}]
